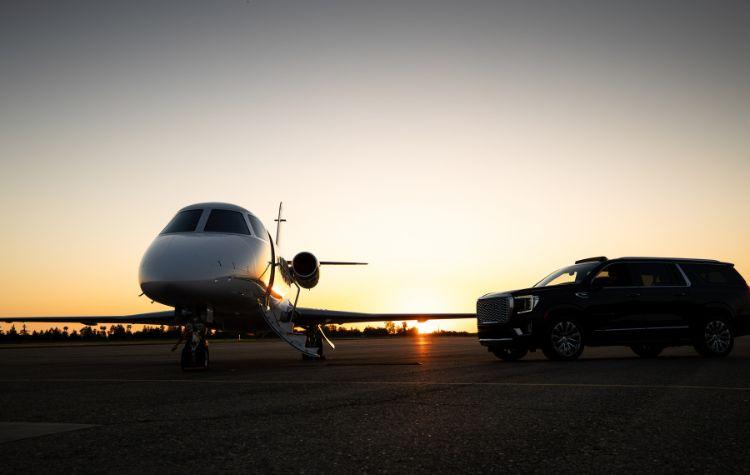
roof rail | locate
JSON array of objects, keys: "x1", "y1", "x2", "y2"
[
  {"x1": 575, "y1": 256, "x2": 608, "y2": 264},
  {"x1": 617, "y1": 257, "x2": 721, "y2": 263}
]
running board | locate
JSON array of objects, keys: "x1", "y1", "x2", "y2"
[{"x1": 261, "y1": 303, "x2": 321, "y2": 358}]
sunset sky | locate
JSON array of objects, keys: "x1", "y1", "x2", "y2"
[{"x1": 1, "y1": 1, "x2": 749, "y2": 333}]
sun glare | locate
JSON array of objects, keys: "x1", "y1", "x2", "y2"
[{"x1": 416, "y1": 320, "x2": 440, "y2": 334}]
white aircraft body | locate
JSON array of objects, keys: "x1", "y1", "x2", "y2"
[{"x1": 4, "y1": 203, "x2": 472, "y2": 368}]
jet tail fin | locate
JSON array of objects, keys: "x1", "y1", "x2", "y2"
[{"x1": 274, "y1": 202, "x2": 286, "y2": 246}]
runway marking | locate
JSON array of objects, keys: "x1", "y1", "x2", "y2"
[
  {"x1": 0, "y1": 422, "x2": 97, "y2": 443},
  {"x1": 322, "y1": 362, "x2": 423, "y2": 366},
  {"x1": 1, "y1": 378, "x2": 749, "y2": 392}
]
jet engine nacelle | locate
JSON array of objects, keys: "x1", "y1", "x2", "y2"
[{"x1": 292, "y1": 251, "x2": 320, "y2": 289}]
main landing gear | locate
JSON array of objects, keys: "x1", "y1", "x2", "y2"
[
  {"x1": 178, "y1": 321, "x2": 210, "y2": 370},
  {"x1": 302, "y1": 326, "x2": 325, "y2": 361}
]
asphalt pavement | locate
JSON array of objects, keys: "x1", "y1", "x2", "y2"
[{"x1": 1, "y1": 336, "x2": 749, "y2": 473}]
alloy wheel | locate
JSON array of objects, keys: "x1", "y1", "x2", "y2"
[
  {"x1": 551, "y1": 321, "x2": 582, "y2": 357},
  {"x1": 704, "y1": 320, "x2": 731, "y2": 354}
]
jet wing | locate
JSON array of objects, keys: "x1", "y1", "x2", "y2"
[
  {"x1": 0, "y1": 311, "x2": 176, "y2": 326},
  {"x1": 295, "y1": 308, "x2": 474, "y2": 325}
]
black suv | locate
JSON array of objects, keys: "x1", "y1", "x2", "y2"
[{"x1": 477, "y1": 257, "x2": 750, "y2": 361}]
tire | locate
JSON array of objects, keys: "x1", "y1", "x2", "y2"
[
  {"x1": 180, "y1": 344, "x2": 192, "y2": 370},
  {"x1": 195, "y1": 343, "x2": 209, "y2": 369},
  {"x1": 630, "y1": 344, "x2": 664, "y2": 358},
  {"x1": 542, "y1": 318, "x2": 585, "y2": 361},
  {"x1": 491, "y1": 347, "x2": 528, "y2": 362},
  {"x1": 694, "y1": 317, "x2": 734, "y2": 358}
]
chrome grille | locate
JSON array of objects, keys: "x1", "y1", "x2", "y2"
[{"x1": 476, "y1": 296, "x2": 511, "y2": 325}]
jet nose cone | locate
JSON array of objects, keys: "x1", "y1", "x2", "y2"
[
  {"x1": 139, "y1": 235, "x2": 176, "y2": 285},
  {"x1": 138, "y1": 232, "x2": 260, "y2": 307},
  {"x1": 140, "y1": 233, "x2": 242, "y2": 284}
]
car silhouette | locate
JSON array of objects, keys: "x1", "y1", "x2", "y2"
[{"x1": 477, "y1": 257, "x2": 750, "y2": 361}]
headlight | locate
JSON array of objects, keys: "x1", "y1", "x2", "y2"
[{"x1": 514, "y1": 295, "x2": 539, "y2": 314}]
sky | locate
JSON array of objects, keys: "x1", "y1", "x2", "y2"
[{"x1": 1, "y1": 0, "x2": 749, "y2": 333}]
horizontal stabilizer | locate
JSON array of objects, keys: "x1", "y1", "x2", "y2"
[{"x1": 319, "y1": 261, "x2": 368, "y2": 265}]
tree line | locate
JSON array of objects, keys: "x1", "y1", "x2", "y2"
[{"x1": 0, "y1": 322, "x2": 471, "y2": 343}]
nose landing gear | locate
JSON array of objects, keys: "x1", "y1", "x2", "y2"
[{"x1": 176, "y1": 321, "x2": 210, "y2": 370}]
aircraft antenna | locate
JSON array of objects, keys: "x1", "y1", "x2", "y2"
[{"x1": 274, "y1": 202, "x2": 286, "y2": 246}]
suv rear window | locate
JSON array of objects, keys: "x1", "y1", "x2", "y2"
[
  {"x1": 681, "y1": 263, "x2": 745, "y2": 287},
  {"x1": 161, "y1": 209, "x2": 203, "y2": 234},
  {"x1": 204, "y1": 209, "x2": 251, "y2": 235}
]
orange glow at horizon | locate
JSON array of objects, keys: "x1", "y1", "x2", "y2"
[{"x1": 1, "y1": 2, "x2": 749, "y2": 332}]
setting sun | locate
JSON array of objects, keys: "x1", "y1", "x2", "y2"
[{"x1": 415, "y1": 320, "x2": 441, "y2": 334}]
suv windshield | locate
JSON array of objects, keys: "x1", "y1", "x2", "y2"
[{"x1": 534, "y1": 262, "x2": 600, "y2": 287}]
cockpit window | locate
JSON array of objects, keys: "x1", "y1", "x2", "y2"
[
  {"x1": 161, "y1": 209, "x2": 203, "y2": 234},
  {"x1": 247, "y1": 214, "x2": 268, "y2": 241},
  {"x1": 204, "y1": 209, "x2": 251, "y2": 235}
]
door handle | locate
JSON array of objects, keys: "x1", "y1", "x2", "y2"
[
  {"x1": 674, "y1": 292, "x2": 687, "y2": 297},
  {"x1": 627, "y1": 292, "x2": 640, "y2": 298}
]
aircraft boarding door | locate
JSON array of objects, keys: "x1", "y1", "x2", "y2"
[{"x1": 261, "y1": 300, "x2": 321, "y2": 358}]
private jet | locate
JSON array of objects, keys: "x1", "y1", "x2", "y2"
[{"x1": 3, "y1": 203, "x2": 472, "y2": 368}]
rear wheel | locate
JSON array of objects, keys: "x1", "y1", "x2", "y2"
[
  {"x1": 630, "y1": 343, "x2": 664, "y2": 358},
  {"x1": 491, "y1": 346, "x2": 528, "y2": 362},
  {"x1": 694, "y1": 317, "x2": 734, "y2": 358},
  {"x1": 542, "y1": 318, "x2": 584, "y2": 361}
]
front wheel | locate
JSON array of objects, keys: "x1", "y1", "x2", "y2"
[
  {"x1": 195, "y1": 343, "x2": 209, "y2": 369},
  {"x1": 694, "y1": 318, "x2": 734, "y2": 358},
  {"x1": 542, "y1": 319, "x2": 584, "y2": 361},
  {"x1": 630, "y1": 344, "x2": 664, "y2": 358},
  {"x1": 491, "y1": 347, "x2": 528, "y2": 362}
]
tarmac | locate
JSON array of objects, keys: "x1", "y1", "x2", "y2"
[{"x1": 1, "y1": 336, "x2": 749, "y2": 473}]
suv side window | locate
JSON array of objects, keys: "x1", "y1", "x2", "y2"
[
  {"x1": 592, "y1": 263, "x2": 634, "y2": 287},
  {"x1": 629, "y1": 262, "x2": 686, "y2": 287},
  {"x1": 681, "y1": 263, "x2": 745, "y2": 287}
]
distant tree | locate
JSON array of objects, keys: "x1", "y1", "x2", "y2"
[
  {"x1": 384, "y1": 321, "x2": 396, "y2": 334},
  {"x1": 363, "y1": 326, "x2": 388, "y2": 337},
  {"x1": 80, "y1": 326, "x2": 95, "y2": 341},
  {"x1": 109, "y1": 325, "x2": 127, "y2": 341}
]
